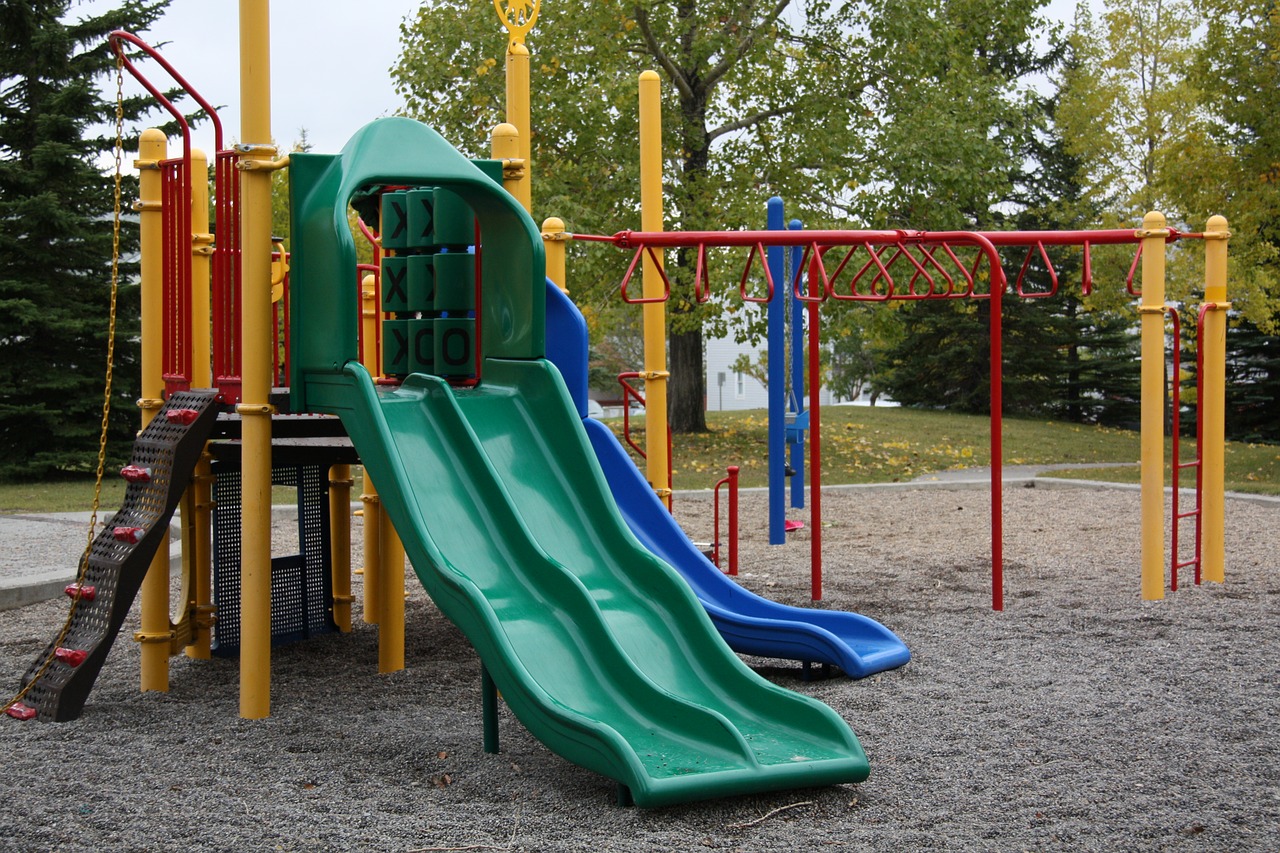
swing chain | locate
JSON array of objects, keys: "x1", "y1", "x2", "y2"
[{"x1": 2, "y1": 52, "x2": 129, "y2": 719}]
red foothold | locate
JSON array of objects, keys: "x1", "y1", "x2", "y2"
[
  {"x1": 5, "y1": 703, "x2": 36, "y2": 721},
  {"x1": 165, "y1": 408, "x2": 199, "y2": 425},
  {"x1": 54, "y1": 648, "x2": 88, "y2": 667},
  {"x1": 64, "y1": 583, "x2": 97, "y2": 602},
  {"x1": 119, "y1": 465, "x2": 152, "y2": 483},
  {"x1": 112, "y1": 526, "x2": 145, "y2": 544}
]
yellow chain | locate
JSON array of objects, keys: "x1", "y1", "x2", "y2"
[{"x1": 2, "y1": 55, "x2": 127, "y2": 718}]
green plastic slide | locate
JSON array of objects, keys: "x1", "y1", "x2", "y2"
[{"x1": 308, "y1": 361, "x2": 869, "y2": 806}]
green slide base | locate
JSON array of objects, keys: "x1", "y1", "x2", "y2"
[{"x1": 305, "y1": 363, "x2": 868, "y2": 807}]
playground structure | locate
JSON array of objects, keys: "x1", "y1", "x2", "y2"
[
  {"x1": 581, "y1": 69, "x2": 1230, "y2": 611},
  {"x1": 589, "y1": 216, "x2": 1231, "y2": 609},
  {"x1": 3, "y1": 0, "x2": 1232, "y2": 807}
]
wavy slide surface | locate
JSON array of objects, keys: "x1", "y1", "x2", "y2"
[
  {"x1": 542, "y1": 283, "x2": 909, "y2": 677},
  {"x1": 307, "y1": 362, "x2": 869, "y2": 807}
]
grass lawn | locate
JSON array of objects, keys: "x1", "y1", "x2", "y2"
[
  {"x1": 610, "y1": 407, "x2": 1280, "y2": 495},
  {"x1": 1, "y1": 407, "x2": 1275, "y2": 513}
]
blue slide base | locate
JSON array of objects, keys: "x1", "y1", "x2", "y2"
[{"x1": 584, "y1": 418, "x2": 910, "y2": 678}]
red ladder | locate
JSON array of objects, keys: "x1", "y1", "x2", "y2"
[{"x1": 1165, "y1": 308, "x2": 1205, "y2": 590}]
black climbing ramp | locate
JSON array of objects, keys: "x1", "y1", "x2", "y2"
[{"x1": 15, "y1": 390, "x2": 219, "y2": 722}]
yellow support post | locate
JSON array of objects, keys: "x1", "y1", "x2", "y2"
[
  {"x1": 190, "y1": 149, "x2": 213, "y2": 387},
  {"x1": 496, "y1": 0, "x2": 538, "y2": 213},
  {"x1": 329, "y1": 464, "x2": 354, "y2": 632},
  {"x1": 237, "y1": 0, "x2": 275, "y2": 719},
  {"x1": 1200, "y1": 215, "x2": 1230, "y2": 584},
  {"x1": 186, "y1": 450, "x2": 215, "y2": 659},
  {"x1": 360, "y1": 485, "x2": 382, "y2": 623},
  {"x1": 136, "y1": 129, "x2": 171, "y2": 691},
  {"x1": 639, "y1": 70, "x2": 671, "y2": 510},
  {"x1": 491, "y1": 123, "x2": 525, "y2": 209},
  {"x1": 542, "y1": 217, "x2": 567, "y2": 293},
  {"x1": 505, "y1": 45, "x2": 532, "y2": 212},
  {"x1": 186, "y1": 149, "x2": 215, "y2": 660},
  {"x1": 1139, "y1": 211, "x2": 1168, "y2": 601},
  {"x1": 358, "y1": 273, "x2": 382, "y2": 624},
  {"x1": 378, "y1": 505, "x2": 406, "y2": 673}
]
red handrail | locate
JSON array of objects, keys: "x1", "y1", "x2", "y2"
[
  {"x1": 713, "y1": 466, "x2": 740, "y2": 575},
  {"x1": 617, "y1": 372, "x2": 673, "y2": 510},
  {"x1": 109, "y1": 31, "x2": 242, "y2": 400}
]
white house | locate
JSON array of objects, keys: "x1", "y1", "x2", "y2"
[{"x1": 703, "y1": 331, "x2": 857, "y2": 412}]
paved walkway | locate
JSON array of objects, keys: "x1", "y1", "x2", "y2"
[
  {"x1": 4, "y1": 465, "x2": 1275, "y2": 611},
  {"x1": 909, "y1": 462, "x2": 1139, "y2": 485},
  {"x1": 0, "y1": 511, "x2": 181, "y2": 612}
]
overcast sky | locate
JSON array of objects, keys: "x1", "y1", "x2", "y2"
[
  {"x1": 78, "y1": 0, "x2": 417, "y2": 156},
  {"x1": 76, "y1": 0, "x2": 1086, "y2": 158}
]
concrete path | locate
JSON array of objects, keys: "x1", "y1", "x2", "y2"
[
  {"x1": 5, "y1": 462, "x2": 1274, "y2": 611},
  {"x1": 909, "y1": 462, "x2": 1139, "y2": 485},
  {"x1": 0, "y1": 511, "x2": 181, "y2": 612}
]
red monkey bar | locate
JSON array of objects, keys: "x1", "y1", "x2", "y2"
[{"x1": 576, "y1": 225, "x2": 1206, "y2": 610}]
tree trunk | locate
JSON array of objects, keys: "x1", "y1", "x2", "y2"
[{"x1": 669, "y1": 326, "x2": 707, "y2": 432}]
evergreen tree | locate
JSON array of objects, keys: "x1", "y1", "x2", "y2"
[
  {"x1": 1020, "y1": 63, "x2": 1141, "y2": 429},
  {"x1": 0, "y1": 0, "x2": 172, "y2": 480},
  {"x1": 1224, "y1": 317, "x2": 1280, "y2": 444}
]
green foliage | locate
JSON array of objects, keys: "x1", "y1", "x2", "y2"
[
  {"x1": 849, "y1": 0, "x2": 1060, "y2": 228},
  {"x1": 866, "y1": 298, "x2": 1077, "y2": 415},
  {"x1": 1056, "y1": 0, "x2": 1202, "y2": 220},
  {"x1": 0, "y1": 0, "x2": 173, "y2": 481},
  {"x1": 392, "y1": 0, "x2": 1055, "y2": 431},
  {"x1": 1181, "y1": 0, "x2": 1280, "y2": 332}
]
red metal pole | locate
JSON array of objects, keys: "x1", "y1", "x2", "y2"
[
  {"x1": 713, "y1": 473, "x2": 724, "y2": 569},
  {"x1": 808, "y1": 254, "x2": 823, "y2": 601},
  {"x1": 991, "y1": 278, "x2": 1004, "y2": 611},
  {"x1": 727, "y1": 466, "x2": 739, "y2": 576},
  {"x1": 1167, "y1": 307, "x2": 1181, "y2": 591}
]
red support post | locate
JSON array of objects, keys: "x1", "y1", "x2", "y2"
[
  {"x1": 808, "y1": 254, "x2": 823, "y2": 601},
  {"x1": 713, "y1": 466, "x2": 740, "y2": 575},
  {"x1": 990, "y1": 274, "x2": 1005, "y2": 611}
]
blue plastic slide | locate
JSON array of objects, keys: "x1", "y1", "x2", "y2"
[{"x1": 546, "y1": 283, "x2": 910, "y2": 677}]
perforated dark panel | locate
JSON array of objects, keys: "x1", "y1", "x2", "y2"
[{"x1": 211, "y1": 459, "x2": 337, "y2": 657}]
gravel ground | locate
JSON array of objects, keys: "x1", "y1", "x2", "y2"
[{"x1": 1, "y1": 483, "x2": 1278, "y2": 852}]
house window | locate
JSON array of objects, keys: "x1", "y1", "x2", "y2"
[{"x1": 734, "y1": 371, "x2": 746, "y2": 399}]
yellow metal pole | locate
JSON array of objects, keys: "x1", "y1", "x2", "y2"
[
  {"x1": 329, "y1": 464, "x2": 353, "y2": 632},
  {"x1": 1139, "y1": 211, "x2": 1168, "y2": 601},
  {"x1": 494, "y1": 0, "x2": 538, "y2": 210},
  {"x1": 542, "y1": 217, "x2": 567, "y2": 293},
  {"x1": 186, "y1": 450, "x2": 215, "y2": 658},
  {"x1": 1201, "y1": 215, "x2": 1230, "y2": 584},
  {"x1": 237, "y1": 0, "x2": 275, "y2": 719},
  {"x1": 136, "y1": 129, "x2": 171, "y2": 691},
  {"x1": 505, "y1": 45, "x2": 532, "y2": 212},
  {"x1": 491, "y1": 122, "x2": 526, "y2": 209},
  {"x1": 358, "y1": 273, "x2": 382, "y2": 624},
  {"x1": 378, "y1": 506, "x2": 406, "y2": 673},
  {"x1": 187, "y1": 149, "x2": 215, "y2": 660},
  {"x1": 639, "y1": 70, "x2": 671, "y2": 509},
  {"x1": 190, "y1": 149, "x2": 213, "y2": 387}
]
